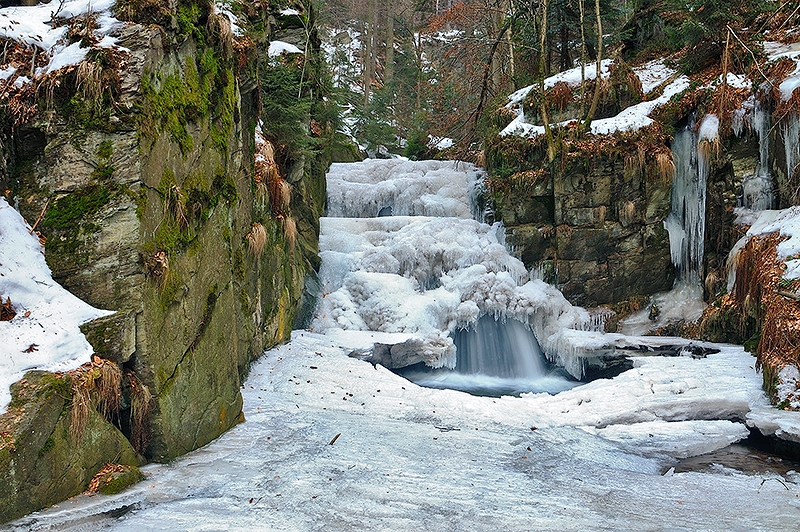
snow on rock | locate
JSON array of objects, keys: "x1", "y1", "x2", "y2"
[
  {"x1": 633, "y1": 58, "x2": 678, "y2": 94},
  {"x1": 268, "y1": 40, "x2": 303, "y2": 57},
  {"x1": 0, "y1": 0, "x2": 125, "y2": 82},
  {"x1": 500, "y1": 68, "x2": 691, "y2": 138},
  {"x1": 0, "y1": 199, "x2": 112, "y2": 412},
  {"x1": 214, "y1": 1, "x2": 243, "y2": 36},
  {"x1": 727, "y1": 206, "x2": 800, "y2": 288},
  {"x1": 764, "y1": 41, "x2": 800, "y2": 101},
  {"x1": 588, "y1": 76, "x2": 691, "y2": 135},
  {"x1": 698, "y1": 113, "x2": 720, "y2": 143}
]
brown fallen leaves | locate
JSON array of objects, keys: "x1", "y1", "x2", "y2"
[{"x1": 1, "y1": 297, "x2": 15, "y2": 321}]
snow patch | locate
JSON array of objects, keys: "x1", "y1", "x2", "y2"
[
  {"x1": 269, "y1": 40, "x2": 303, "y2": 57},
  {"x1": 0, "y1": 199, "x2": 112, "y2": 412}
]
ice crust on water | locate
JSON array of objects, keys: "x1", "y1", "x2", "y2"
[
  {"x1": 15, "y1": 333, "x2": 800, "y2": 531},
  {"x1": 0, "y1": 199, "x2": 111, "y2": 412}
]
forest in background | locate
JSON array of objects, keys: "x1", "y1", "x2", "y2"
[{"x1": 315, "y1": 0, "x2": 796, "y2": 157}]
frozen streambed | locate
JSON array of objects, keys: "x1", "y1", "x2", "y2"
[
  {"x1": 10, "y1": 159, "x2": 800, "y2": 530},
  {"x1": 11, "y1": 332, "x2": 800, "y2": 531}
]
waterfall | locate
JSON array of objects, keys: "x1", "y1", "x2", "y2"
[{"x1": 315, "y1": 158, "x2": 584, "y2": 396}]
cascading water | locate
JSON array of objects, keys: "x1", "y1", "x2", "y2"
[{"x1": 314, "y1": 159, "x2": 584, "y2": 396}]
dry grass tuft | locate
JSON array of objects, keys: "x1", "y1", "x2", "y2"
[
  {"x1": 164, "y1": 185, "x2": 188, "y2": 229},
  {"x1": 280, "y1": 215, "x2": 298, "y2": 251},
  {"x1": 127, "y1": 370, "x2": 152, "y2": 454},
  {"x1": 76, "y1": 59, "x2": 103, "y2": 107},
  {"x1": 277, "y1": 180, "x2": 292, "y2": 213},
  {"x1": 68, "y1": 357, "x2": 124, "y2": 442},
  {"x1": 624, "y1": 145, "x2": 647, "y2": 177},
  {"x1": 69, "y1": 380, "x2": 92, "y2": 443},
  {"x1": 698, "y1": 136, "x2": 721, "y2": 162},
  {"x1": 655, "y1": 150, "x2": 675, "y2": 183},
  {"x1": 619, "y1": 200, "x2": 636, "y2": 226},
  {"x1": 96, "y1": 359, "x2": 122, "y2": 418},
  {"x1": 246, "y1": 223, "x2": 267, "y2": 256},
  {"x1": 704, "y1": 269, "x2": 723, "y2": 299}
]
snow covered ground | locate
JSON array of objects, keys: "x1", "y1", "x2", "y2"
[
  {"x1": 0, "y1": 199, "x2": 111, "y2": 413},
  {"x1": 10, "y1": 331, "x2": 800, "y2": 531}
]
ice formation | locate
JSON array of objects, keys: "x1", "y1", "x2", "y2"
[
  {"x1": 740, "y1": 99, "x2": 776, "y2": 210},
  {"x1": 622, "y1": 118, "x2": 714, "y2": 334},
  {"x1": 784, "y1": 113, "x2": 800, "y2": 183},
  {"x1": 11, "y1": 157, "x2": 800, "y2": 530},
  {"x1": 314, "y1": 159, "x2": 601, "y2": 387},
  {"x1": 664, "y1": 121, "x2": 707, "y2": 285}
]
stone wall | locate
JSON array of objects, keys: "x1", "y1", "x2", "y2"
[{"x1": 487, "y1": 136, "x2": 675, "y2": 307}]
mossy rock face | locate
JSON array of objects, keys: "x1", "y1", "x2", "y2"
[
  {"x1": 93, "y1": 464, "x2": 145, "y2": 495},
  {"x1": 80, "y1": 311, "x2": 137, "y2": 365},
  {"x1": 1, "y1": 1, "x2": 329, "y2": 510},
  {"x1": 0, "y1": 372, "x2": 139, "y2": 523}
]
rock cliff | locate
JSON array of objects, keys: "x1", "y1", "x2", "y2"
[{"x1": 0, "y1": 0, "x2": 334, "y2": 520}]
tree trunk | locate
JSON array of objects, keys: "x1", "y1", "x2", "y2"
[
  {"x1": 363, "y1": 0, "x2": 378, "y2": 107},
  {"x1": 579, "y1": 0, "x2": 587, "y2": 119},
  {"x1": 385, "y1": 3, "x2": 394, "y2": 86},
  {"x1": 584, "y1": 0, "x2": 603, "y2": 129},
  {"x1": 539, "y1": 0, "x2": 556, "y2": 161}
]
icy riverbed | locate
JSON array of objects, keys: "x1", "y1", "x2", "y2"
[{"x1": 9, "y1": 331, "x2": 800, "y2": 531}]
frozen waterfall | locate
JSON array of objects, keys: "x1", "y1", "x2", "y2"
[
  {"x1": 664, "y1": 119, "x2": 710, "y2": 285},
  {"x1": 313, "y1": 159, "x2": 586, "y2": 394}
]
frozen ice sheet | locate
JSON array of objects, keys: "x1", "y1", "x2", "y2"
[{"x1": 12, "y1": 333, "x2": 800, "y2": 531}]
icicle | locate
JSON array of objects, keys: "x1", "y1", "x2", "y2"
[
  {"x1": 740, "y1": 100, "x2": 775, "y2": 210},
  {"x1": 784, "y1": 113, "x2": 800, "y2": 183},
  {"x1": 664, "y1": 120, "x2": 707, "y2": 285}
]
